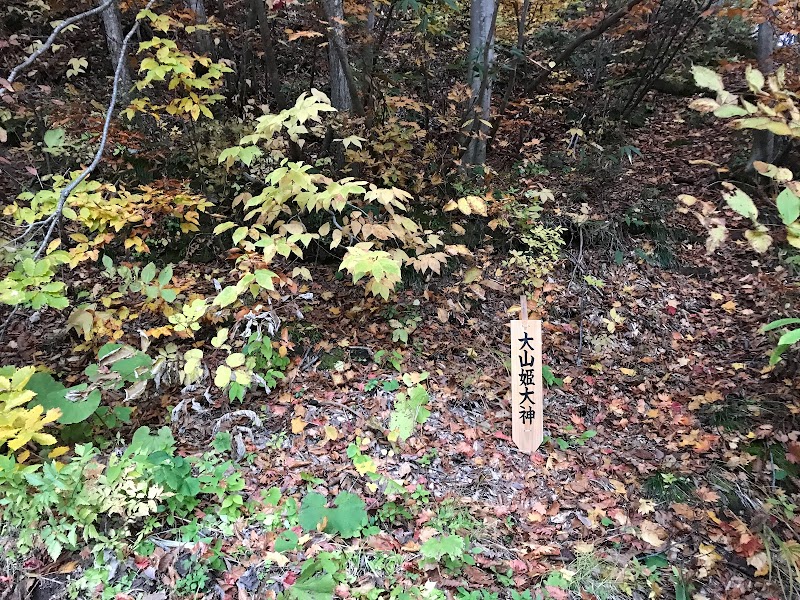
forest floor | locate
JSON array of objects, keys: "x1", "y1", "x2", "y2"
[{"x1": 2, "y1": 92, "x2": 800, "y2": 600}]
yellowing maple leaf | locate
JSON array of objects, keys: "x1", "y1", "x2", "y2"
[
  {"x1": 637, "y1": 499, "x2": 656, "y2": 515},
  {"x1": 639, "y1": 520, "x2": 668, "y2": 547}
]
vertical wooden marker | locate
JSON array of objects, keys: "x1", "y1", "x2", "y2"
[{"x1": 511, "y1": 295, "x2": 543, "y2": 453}]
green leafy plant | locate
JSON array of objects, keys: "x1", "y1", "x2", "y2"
[
  {"x1": 0, "y1": 250, "x2": 70, "y2": 310},
  {"x1": 0, "y1": 426, "x2": 247, "y2": 561},
  {"x1": 419, "y1": 534, "x2": 470, "y2": 571},
  {"x1": 389, "y1": 310, "x2": 422, "y2": 344},
  {"x1": 25, "y1": 371, "x2": 101, "y2": 426},
  {"x1": 298, "y1": 490, "x2": 368, "y2": 538},
  {"x1": 215, "y1": 90, "x2": 469, "y2": 300},
  {"x1": 125, "y1": 32, "x2": 231, "y2": 121},
  {"x1": 243, "y1": 330, "x2": 290, "y2": 390},
  {"x1": 687, "y1": 65, "x2": 800, "y2": 363},
  {"x1": 542, "y1": 365, "x2": 563, "y2": 387},
  {"x1": 347, "y1": 440, "x2": 379, "y2": 476},
  {"x1": 375, "y1": 349, "x2": 404, "y2": 372},
  {"x1": 549, "y1": 427, "x2": 597, "y2": 451},
  {"x1": 174, "y1": 555, "x2": 211, "y2": 598},
  {"x1": 101, "y1": 256, "x2": 177, "y2": 302},
  {"x1": 388, "y1": 373, "x2": 431, "y2": 442},
  {"x1": 500, "y1": 195, "x2": 565, "y2": 287},
  {"x1": 365, "y1": 378, "x2": 401, "y2": 393},
  {"x1": 761, "y1": 318, "x2": 800, "y2": 365}
]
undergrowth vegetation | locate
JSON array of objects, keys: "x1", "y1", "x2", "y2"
[{"x1": 1, "y1": 0, "x2": 800, "y2": 598}]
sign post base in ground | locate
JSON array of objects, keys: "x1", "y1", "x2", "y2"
[{"x1": 511, "y1": 296, "x2": 543, "y2": 453}]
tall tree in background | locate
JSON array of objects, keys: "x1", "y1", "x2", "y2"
[
  {"x1": 99, "y1": 0, "x2": 132, "y2": 103},
  {"x1": 464, "y1": 0, "x2": 497, "y2": 166},
  {"x1": 748, "y1": 5, "x2": 777, "y2": 171},
  {"x1": 185, "y1": 0, "x2": 213, "y2": 55},
  {"x1": 251, "y1": 0, "x2": 286, "y2": 109},
  {"x1": 321, "y1": 0, "x2": 364, "y2": 114}
]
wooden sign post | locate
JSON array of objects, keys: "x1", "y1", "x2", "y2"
[{"x1": 511, "y1": 296, "x2": 543, "y2": 453}]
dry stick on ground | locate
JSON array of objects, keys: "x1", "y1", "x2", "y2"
[{"x1": 0, "y1": 0, "x2": 156, "y2": 341}]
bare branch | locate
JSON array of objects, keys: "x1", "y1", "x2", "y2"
[
  {"x1": 525, "y1": 0, "x2": 645, "y2": 94},
  {"x1": 2, "y1": 0, "x2": 115, "y2": 93},
  {"x1": 33, "y1": 0, "x2": 156, "y2": 260}
]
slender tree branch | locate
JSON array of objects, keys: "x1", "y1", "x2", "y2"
[
  {"x1": 2, "y1": 0, "x2": 115, "y2": 93},
  {"x1": 32, "y1": 0, "x2": 157, "y2": 259},
  {"x1": 524, "y1": 0, "x2": 645, "y2": 94},
  {"x1": 620, "y1": 0, "x2": 710, "y2": 119}
]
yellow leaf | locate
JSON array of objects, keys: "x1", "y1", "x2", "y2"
[
  {"x1": 637, "y1": 499, "x2": 656, "y2": 515},
  {"x1": 745, "y1": 228, "x2": 773, "y2": 253},
  {"x1": 573, "y1": 541, "x2": 595, "y2": 554},
  {"x1": 48, "y1": 446, "x2": 70, "y2": 458},
  {"x1": 463, "y1": 267, "x2": 482, "y2": 284},
  {"x1": 263, "y1": 551, "x2": 290, "y2": 566},
  {"x1": 619, "y1": 367, "x2": 637, "y2": 377},
  {"x1": 323, "y1": 425, "x2": 338, "y2": 442},
  {"x1": 286, "y1": 29, "x2": 323, "y2": 42},
  {"x1": 291, "y1": 417, "x2": 308, "y2": 434},
  {"x1": 640, "y1": 520, "x2": 668, "y2": 547},
  {"x1": 465, "y1": 195, "x2": 488, "y2": 217},
  {"x1": 747, "y1": 551, "x2": 769, "y2": 577}
]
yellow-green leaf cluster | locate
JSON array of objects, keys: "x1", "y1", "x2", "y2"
[
  {"x1": 216, "y1": 92, "x2": 471, "y2": 299},
  {"x1": 8, "y1": 176, "x2": 212, "y2": 264},
  {"x1": 689, "y1": 67, "x2": 800, "y2": 253},
  {"x1": 0, "y1": 367, "x2": 60, "y2": 452},
  {"x1": 124, "y1": 37, "x2": 231, "y2": 121},
  {"x1": 339, "y1": 244, "x2": 402, "y2": 300}
]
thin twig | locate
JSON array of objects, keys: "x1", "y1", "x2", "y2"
[
  {"x1": 316, "y1": 400, "x2": 361, "y2": 418},
  {"x1": 0, "y1": 306, "x2": 22, "y2": 342}
]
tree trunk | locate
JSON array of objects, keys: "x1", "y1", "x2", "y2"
[
  {"x1": 362, "y1": 0, "x2": 377, "y2": 107},
  {"x1": 487, "y1": 0, "x2": 529, "y2": 146},
  {"x1": 251, "y1": 0, "x2": 286, "y2": 109},
  {"x1": 100, "y1": 0, "x2": 133, "y2": 103},
  {"x1": 322, "y1": 0, "x2": 353, "y2": 112},
  {"x1": 464, "y1": 0, "x2": 497, "y2": 166},
  {"x1": 185, "y1": 0, "x2": 213, "y2": 55},
  {"x1": 749, "y1": 17, "x2": 777, "y2": 170}
]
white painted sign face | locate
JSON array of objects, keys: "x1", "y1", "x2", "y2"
[{"x1": 510, "y1": 319, "x2": 543, "y2": 453}]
